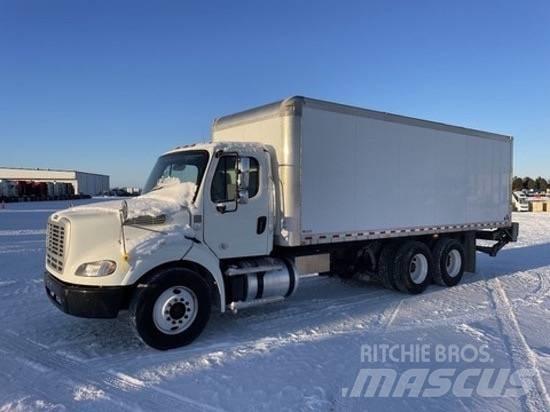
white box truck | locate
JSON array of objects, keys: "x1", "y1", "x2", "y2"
[{"x1": 44, "y1": 97, "x2": 518, "y2": 350}]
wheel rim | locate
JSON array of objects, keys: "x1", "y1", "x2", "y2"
[
  {"x1": 153, "y1": 286, "x2": 198, "y2": 335},
  {"x1": 445, "y1": 249, "x2": 462, "y2": 278},
  {"x1": 409, "y1": 253, "x2": 428, "y2": 284}
]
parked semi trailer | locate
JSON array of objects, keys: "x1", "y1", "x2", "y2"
[
  {"x1": 44, "y1": 97, "x2": 518, "y2": 350},
  {"x1": 0, "y1": 180, "x2": 78, "y2": 202}
]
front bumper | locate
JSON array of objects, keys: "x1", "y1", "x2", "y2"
[{"x1": 44, "y1": 271, "x2": 130, "y2": 318}]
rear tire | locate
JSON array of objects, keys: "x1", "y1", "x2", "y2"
[
  {"x1": 432, "y1": 238, "x2": 465, "y2": 287},
  {"x1": 129, "y1": 267, "x2": 211, "y2": 350},
  {"x1": 393, "y1": 241, "x2": 433, "y2": 294},
  {"x1": 377, "y1": 243, "x2": 399, "y2": 290}
]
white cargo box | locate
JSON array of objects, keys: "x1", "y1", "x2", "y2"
[{"x1": 213, "y1": 97, "x2": 512, "y2": 247}]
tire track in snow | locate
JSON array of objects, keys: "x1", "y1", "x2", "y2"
[
  {"x1": 0, "y1": 332, "x2": 136, "y2": 411},
  {"x1": 41, "y1": 276, "x2": 503, "y2": 376},
  {"x1": 0, "y1": 229, "x2": 46, "y2": 236},
  {"x1": 103, "y1": 368, "x2": 226, "y2": 412},
  {"x1": 47, "y1": 282, "x2": 393, "y2": 357},
  {"x1": 0, "y1": 209, "x2": 58, "y2": 213},
  {"x1": 77, "y1": 285, "x2": 493, "y2": 372},
  {"x1": 378, "y1": 299, "x2": 403, "y2": 333},
  {"x1": 0, "y1": 367, "x2": 71, "y2": 411},
  {"x1": 0, "y1": 247, "x2": 43, "y2": 254},
  {"x1": 0, "y1": 279, "x2": 45, "y2": 299},
  {"x1": 79, "y1": 290, "x2": 403, "y2": 368},
  {"x1": 0, "y1": 330, "x2": 223, "y2": 411},
  {"x1": 511, "y1": 271, "x2": 550, "y2": 310},
  {"x1": 485, "y1": 276, "x2": 550, "y2": 411},
  {"x1": 104, "y1": 370, "x2": 226, "y2": 412},
  {"x1": 85, "y1": 292, "x2": 495, "y2": 387}
]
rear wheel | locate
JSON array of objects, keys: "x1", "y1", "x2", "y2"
[
  {"x1": 377, "y1": 243, "x2": 399, "y2": 290},
  {"x1": 432, "y1": 238, "x2": 465, "y2": 287},
  {"x1": 393, "y1": 241, "x2": 433, "y2": 294},
  {"x1": 129, "y1": 267, "x2": 211, "y2": 350}
]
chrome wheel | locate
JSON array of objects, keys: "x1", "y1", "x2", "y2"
[
  {"x1": 446, "y1": 249, "x2": 462, "y2": 278},
  {"x1": 409, "y1": 253, "x2": 428, "y2": 284},
  {"x1": 153, "y1": 286, "x2": 198, "y2": 335}
]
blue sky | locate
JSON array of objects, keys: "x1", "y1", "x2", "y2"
[{"x1": 1, "y1": 0, "x2": 549, "y2": 187}]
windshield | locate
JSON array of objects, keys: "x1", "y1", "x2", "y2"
[{"x1": 143, "y1": 150, "x2": 209, "y2": 195}]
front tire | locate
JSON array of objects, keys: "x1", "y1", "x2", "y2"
[{"x1": 129, "y1": 267, "x2": 211, "y2": 350}]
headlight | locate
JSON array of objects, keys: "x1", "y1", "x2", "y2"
[{"x1": 75, "y1": 260, "x2": 117, "y2": 277}]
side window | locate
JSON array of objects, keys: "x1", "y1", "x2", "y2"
[
  {"x1": 211, "y1": 156, "x2": 237, "y2": 203},
  {"x1": 211, "y1": 156, "x2": 260, "y2": 203}
]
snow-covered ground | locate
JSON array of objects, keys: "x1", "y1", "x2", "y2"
[{"x1": 0, "y1": 201, "x2": 549, "y2": 411}]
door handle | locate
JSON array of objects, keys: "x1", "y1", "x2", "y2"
[{"x1": 257, "y1": 216, "x2": 267, "y2": 234}]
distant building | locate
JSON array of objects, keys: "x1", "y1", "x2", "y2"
[{"x1": 0, "y1": 167, "x2": 109, "y2": 196}]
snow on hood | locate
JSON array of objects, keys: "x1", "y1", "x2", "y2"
[
  {"x1": 126, "y1": 178, "x2": 196, "y2": 219},
  {"x1": 66, "y1": 179, "x2": 197, "y2": 219},
  {"x1": 62, "y1": 180, "x2": 198, "y2": 267}
]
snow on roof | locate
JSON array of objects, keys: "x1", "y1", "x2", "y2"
[{"x1": 163, "y1": 141, "x2": 267, "y2": 156}]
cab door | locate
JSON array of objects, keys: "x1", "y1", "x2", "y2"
[{"x1": 203, "y1": 150, "x2": 271, "y2": 259}]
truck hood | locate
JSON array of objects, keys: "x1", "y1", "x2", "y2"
[
  {"x1": 62, "y1": 180, "x2": 197, "y2": 220},
  {"x1": 47, "y1": 181, "x2": 197, "y2": 286}
]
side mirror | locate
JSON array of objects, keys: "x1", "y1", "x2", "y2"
[
  {"x1": 237, "y1": 157, "x2": 250, "y2": 204},
  {"x1": 120, "y1": 199, "x2": 128, "y2": 223}
]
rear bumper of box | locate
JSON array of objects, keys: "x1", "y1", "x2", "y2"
[{"x1": 44, "y1": 271, "x2": 130, "y2": 319}]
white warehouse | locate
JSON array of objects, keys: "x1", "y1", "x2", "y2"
[{"x1": 0, "y1": 167, "x2": 109, "y2": 196}]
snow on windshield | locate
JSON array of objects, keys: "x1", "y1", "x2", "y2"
[
  {"x1": 126, "y1": 180, "x2": 196, "y2": 219},
  {"x1": 143, "y1": 150, "x2": 208, "y2": 194}
]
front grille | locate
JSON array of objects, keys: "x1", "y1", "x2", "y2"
[{"x1": 46, "y1": 221, "x2": 66, "y2": 272}]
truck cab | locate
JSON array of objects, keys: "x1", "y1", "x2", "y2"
[
  {"x1": 141, "y1": 142, "x2": 276, "y2": 259},
  {"x1": 44, "y1": 142, "x2": 295, "y2": 350}
]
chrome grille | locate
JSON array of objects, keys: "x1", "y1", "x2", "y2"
[{"x1": 46, "y1": 221, "x2": 66, "y2": 272}]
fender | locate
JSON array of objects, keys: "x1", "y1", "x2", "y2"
[
  {"x1": 182, "y1": 242, "x2": 226, "y2": 312},
  {"x1": 121, "y1": 235, "x2": 194, "y2": 286}
]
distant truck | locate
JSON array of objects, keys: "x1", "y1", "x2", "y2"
[
  {"x1": 44, "y1": 97, "x2": 518, "y2": 350},
  {"x1": 512, "y1": 191, "x2": 530, "y2": 212}
]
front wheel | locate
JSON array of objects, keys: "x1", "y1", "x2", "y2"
[{"x1": 129, "y1": 267, "x2": 211, "y2": 350}]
